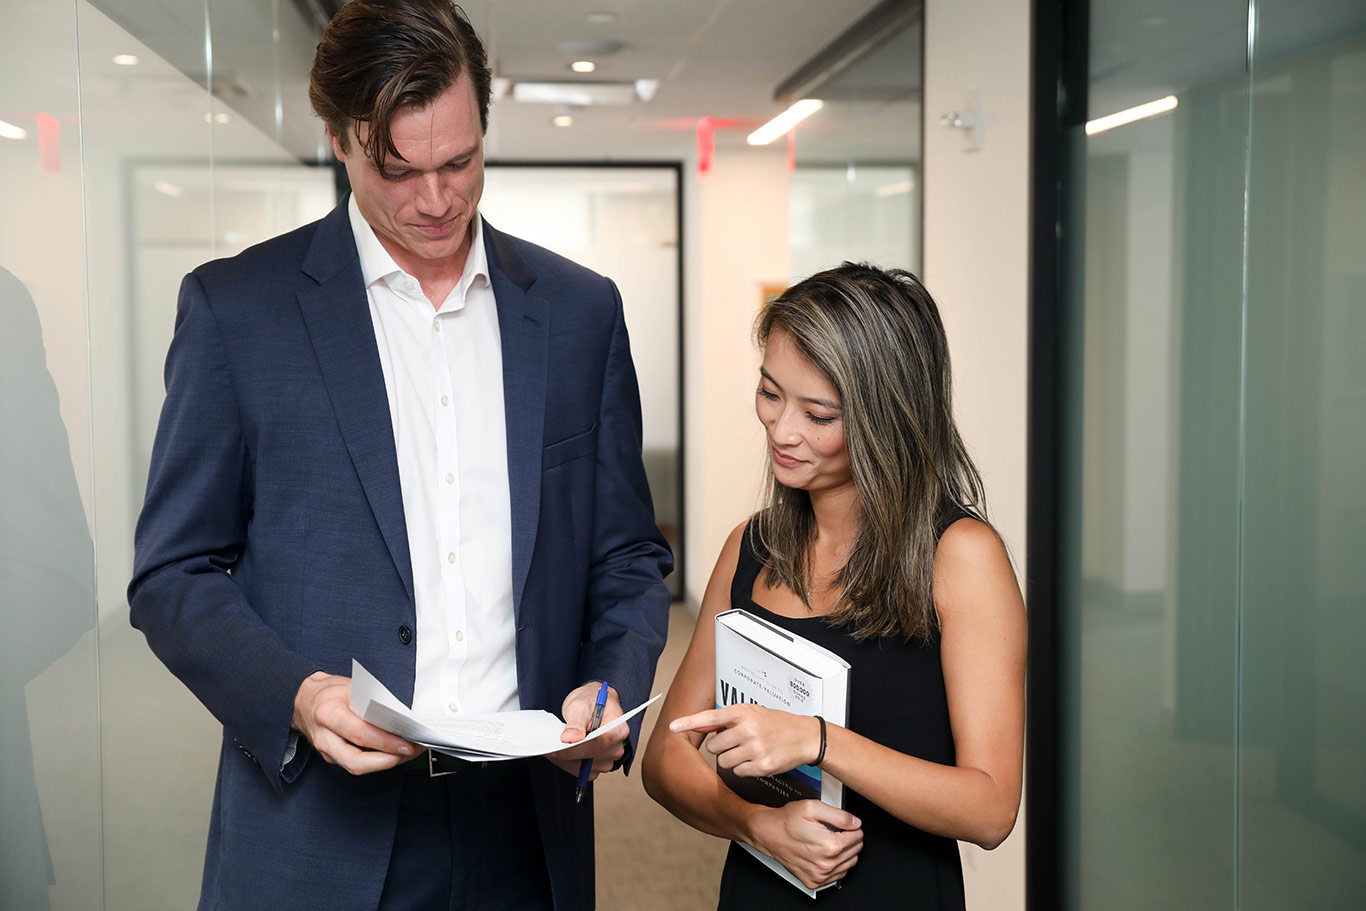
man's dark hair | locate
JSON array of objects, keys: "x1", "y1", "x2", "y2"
[{"x1": 309, "y1": 0, "x2": 491, "y2": 170}]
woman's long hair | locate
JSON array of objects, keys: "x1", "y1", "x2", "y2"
[{"x1": 753, "y1": 262, "x2": 989, "y2": 641}]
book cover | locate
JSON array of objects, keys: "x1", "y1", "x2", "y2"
[{"x1": 713, "y1": 608, "x2": 851, "y2": 895}]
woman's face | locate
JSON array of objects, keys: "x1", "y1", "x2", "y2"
[{"x1": 756, "y1": 329, "x2": 854, "y2": 497}]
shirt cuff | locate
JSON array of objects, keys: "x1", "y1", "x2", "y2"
[{"x1": 282, "y1": 731, "x2": 299, "y2": 770}]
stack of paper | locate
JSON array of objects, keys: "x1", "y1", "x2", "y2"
[{"x1": 350, "y1": 660, "x2": 659, "y2": 762}]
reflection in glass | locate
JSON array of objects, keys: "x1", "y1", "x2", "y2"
[
  {"x1": 1059, "y1": 0, "x2": 1366, "y2": 906},
  {"x1": 0, "y1": 268, "x2": 99, "y2": 910},
  {"x1": 788, "y1": 14, "x2": 922, "y2": 279},
  {"x1": 1240, "y1": 8, "x2": 1366, "y2": 907},
  {"x1": 1, "y1": 2, "x2": 103, "y2": 907}
]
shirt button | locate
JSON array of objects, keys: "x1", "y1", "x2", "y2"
[
  {"x1": 447, "y1": 552, "x2": 456, "y2": 564},
  {"x1": 398, "y1": 625, "x2": 412, "y2": 645},
  {"x1": 433, "y1": 320, "x2": 441, "y2": 332},
  {"x1": 455, "y1": 629, "x2": 464, "y2": 642},
  {"x1": 440, "y1": 395, "x2": 449, "y2": 406},
  {"x1": 404, "y1": 279, "x2": 416, "y2": 290},
  {"x1": 448, "y1": 703, "x2": 459, "y2": 713},
  {"x1": 445, "y1": 473, "x2": 454, "y2": 484}
]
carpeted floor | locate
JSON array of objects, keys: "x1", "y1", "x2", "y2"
[{"x1": 594, "y1": 603, "x2": 729, "y2": 910}]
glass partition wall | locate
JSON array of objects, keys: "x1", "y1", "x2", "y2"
[
  {"x1": 1051, "y1": 0, "x2": 1366, "y2": 906},
  {"x1": 3, "y1": 1, "x2": 334, "y2": 907},
  {"x1": 787, "y1": 7, "x2": 922, "y2": 281},
  {"x1": 2, "y1": 6, "x2": 691, "y2": 908}
]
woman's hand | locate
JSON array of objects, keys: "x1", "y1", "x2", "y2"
[
  {"x1": 748, "y1": 800, "x2": 863, "y2": 890},
  {"x1": 669, "y1": 704, "x2": 821, "y2": 777}
]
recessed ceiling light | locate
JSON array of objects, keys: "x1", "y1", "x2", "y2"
[
  {"x1": 586, "y1": 11, "x2": 617, "y2": 24},
  {"x1": 112, "y1": 54, "x2": 140, "y2": 66},
  {"x1": 0, "y1": 119, "x2": 28, "y2": 140},
  {"x1": 553, "y1": 114, "x2": 574, "y2": 127},
  {"x1": 571, "y1": 60, "x2": 596, "y2": 74},
  {"x1": 204, "y1": 111, "x2": 232, "y2": 124}
]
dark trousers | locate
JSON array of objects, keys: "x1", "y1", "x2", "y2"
[{"x1": 377, "y1": 758, "x2": 554, "y2": 911}]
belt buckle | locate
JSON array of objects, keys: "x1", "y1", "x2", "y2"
[{"x1": 428, "y1": 751, "x2": 457, "y2": 777}]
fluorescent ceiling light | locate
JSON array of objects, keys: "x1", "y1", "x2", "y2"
[
  {"x1": 0, "y1": 119, "x2": 27, "y2": 140},
  {"x1": 553, "y1": 114, "x2": 574, "y2": 127},
  {"x1": 512, "y1": 81, "x2": 638, "y2": 105},
  {"x1": 571, "y1": 60, "x2": 596, "y2": 73},
  {"x1": 204, "y1": 112, "x2": 231, "y2": 124},
  {"x1": 747, "y1": 99, "x2": 823, "y2": 146},
  {"x1": 112, "y1": 54, "x2": 140, "y2": 66},
  {"x1": 1085, "y1": 95, "x2": 1177, "y2": 135},
  {"x1": 874, "y1": 179, "x2": 914, "y2": 197}
]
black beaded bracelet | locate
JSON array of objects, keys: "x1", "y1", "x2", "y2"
[{"x1": 813, "y1": 714, "x2": 827, "y2": 767}]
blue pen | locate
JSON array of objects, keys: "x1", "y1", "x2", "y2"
[{"x1": 575, "y1": 681, "x2": 610, "y2": 804}]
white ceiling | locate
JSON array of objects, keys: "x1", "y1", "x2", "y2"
[
  {"x1": 83, "y1": 0, "x2": 915, "y2": 164},
  {"x1": 464, "y1": 0, "x2": 903, "y2": 161}
]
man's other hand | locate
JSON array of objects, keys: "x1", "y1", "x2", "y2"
[
  {"x1": 291, "y1": 671, "x2": 418, "y2": 775},
  {"x1": 547, "y1": 682, "x2": 627, "y2": 779}
]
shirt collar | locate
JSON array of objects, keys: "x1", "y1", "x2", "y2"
[{"x1": 347, "y1": 193, "x2": 490, "y2": 303}]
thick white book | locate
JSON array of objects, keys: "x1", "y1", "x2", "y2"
[{"x1": 714, "y1": 608, "x2": 852, "y2": 897}]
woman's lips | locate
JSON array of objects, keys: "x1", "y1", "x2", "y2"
[{"x1": 771, "y1": 447, "x2": 803, "y2": 468}]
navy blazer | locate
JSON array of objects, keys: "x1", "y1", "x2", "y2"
[{"x1": 129, "y1": 199, "x2": 673, "y2": 911}]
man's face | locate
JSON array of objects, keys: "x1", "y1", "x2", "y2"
[{"x1": 331, "y1": 74, "x2": 485, "y2": 276}]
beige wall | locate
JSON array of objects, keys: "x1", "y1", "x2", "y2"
[
  {"x1": 924, "y1": 0, "x2": 1031, "y2": 907},
  {"x1": 682, "y1": 149, "x2": 790, "y2": 604}
]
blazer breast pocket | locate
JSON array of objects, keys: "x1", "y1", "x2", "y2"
[{"x1": 542, "y1": 423, "x2": 598, "y2": 470}]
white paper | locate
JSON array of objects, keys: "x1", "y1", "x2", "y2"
[{"x1": 349, "y1": 660, "x2": 661, "y2": 761}]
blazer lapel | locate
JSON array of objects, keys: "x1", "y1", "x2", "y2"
[
  {"x1": 297, "y1": 202, "x2": 414, "y2": 603},
  {"x1": 486, "y1": 222, "x2": 548, "y2": 618}
]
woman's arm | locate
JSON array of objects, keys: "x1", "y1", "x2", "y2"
[
  {"x1": 672, "y1": 518, "x2": 1026, "y2": 850},
  {"x1": 641, "y1": 522, "x2": 864, "y2": 889}
]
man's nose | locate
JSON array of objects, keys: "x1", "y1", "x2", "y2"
[{"x1": 414, "y1": 172, "x2": 446, "y2": 214}]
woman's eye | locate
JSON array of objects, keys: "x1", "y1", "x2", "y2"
[
  {"x1": 807, "y1": 413, "x2": 837, "y2": 426},
  {"x1": 757, "y1": 388, "x2": 779, "y2": 401}
]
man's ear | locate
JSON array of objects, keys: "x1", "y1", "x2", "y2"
[{"x1": 326, "y1": 125, "x2": 346, "y2": 162}]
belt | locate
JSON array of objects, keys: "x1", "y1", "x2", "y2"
[{"x1": 401, "y1": 750, "x2": 489, "y2": 777}]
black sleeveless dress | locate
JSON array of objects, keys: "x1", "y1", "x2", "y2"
[{"x1": 715, "y1": 511, "x2": 969, "y2": 910}]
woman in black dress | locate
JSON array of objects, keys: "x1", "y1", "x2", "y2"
[{"x1": 641, "y1": 263, "x2": 1025, "y2": 907}]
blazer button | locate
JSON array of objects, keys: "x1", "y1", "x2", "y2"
[{"x1": 398, "y1": 625, "x2": 413, "y2": 645}]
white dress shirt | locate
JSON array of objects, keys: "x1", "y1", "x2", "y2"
[{"x1": 349, "y1": 195, "x2": 519, "y2": 717}]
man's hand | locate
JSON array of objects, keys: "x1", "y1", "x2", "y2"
[
  {"x1": 546, "y1": 682, "x2": 627, "y2": 780},
  {"x1": 669, "y1": 704, "x2": 821, "y2": 778},
  {"x1": 291, "y1": 671, "x2": 418, "y2": 775}
]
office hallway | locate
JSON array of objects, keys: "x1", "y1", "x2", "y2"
[{"x1": 596, "y1": 603, "x2": 728, "y2": 910}]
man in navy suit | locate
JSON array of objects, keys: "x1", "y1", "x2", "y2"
[{"x1": 128, "y1": 1, "x2": 672, "y2": 908}]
